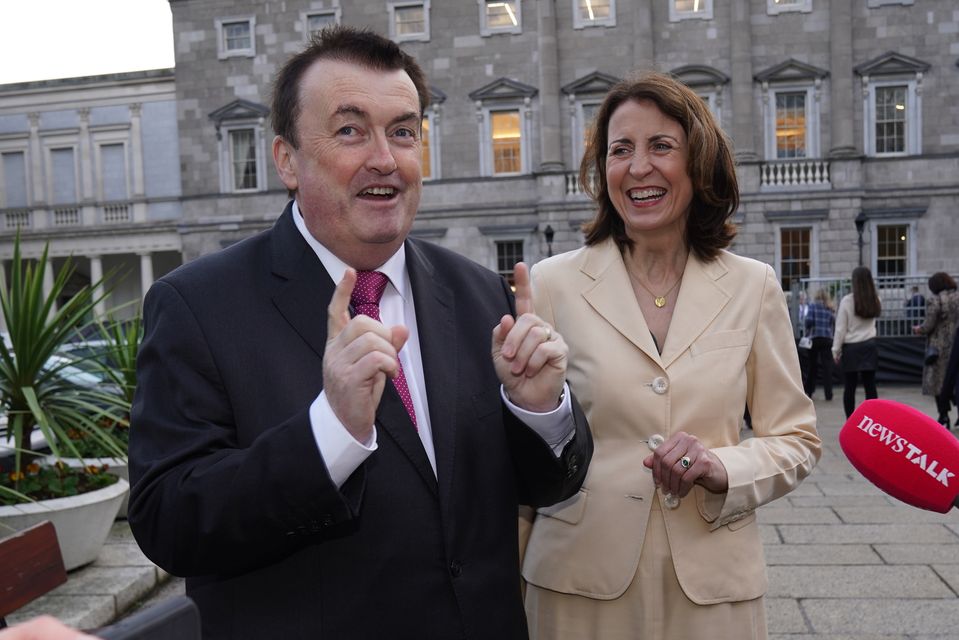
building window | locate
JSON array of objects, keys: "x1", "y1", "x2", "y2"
[
  {"x1": 228, "y1": 129, "x2": 258, "y2": 191},
  {"x1": 572, "y1": 101, "x2": 600, "y2": 166},
  {"x1": 389, "y1": 2, "x2": 430, "y2": 41},
  {"x1": 421, "y1": 113, "x2": 440, "y2": 180},
  {"x1": 50, "y1": 148, "x2": 78, "y2": 205},
  {"x1": 496, "y1": 240, "x2": 524, "y2": 288},
  {"x1": 305, "y1": 10, "x2": 339, "y2": 38},
  {"x1": 864, "y1": 80, "x2": 920, "y2": 156},
  {"x1": 1, "y1": 151, "x2": 28, "y2": 208},
  {"x1": 490, "y1": 110, "x2": 523, "y2": 175},
  {"x1": 767, "y1": 0, "x2": 811, "y2": 14},
  {"x1": 573, "y1": 0, "x2": 615, "y2": 28},
  {"x1": 216, "y1": 17, "x2": 256, "y2": 59},
  {"x1": 669, "y1": 0, "x2": 713, "y2": 21},
  {"x1": 867, "y1": 0, "x2": 913, "y2": 6},
  {"x1": 99, "y1": 143, "x2": 128, "y2": 201},
  {"x1": 764, "y1": 86, "x2": 820, "y2": 160},
  {"x1": 480, "y1": 0, "x2": 522, "y2": 35},
  {"x1": 875, "y1": 224, "x2": 908, "y2": 278},
  {"x1": 779, "y1": 226, "x2": 811, "y2": 292}
]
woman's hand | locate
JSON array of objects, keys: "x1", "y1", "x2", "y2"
[{"x1": 643, "y1": 431, "x2": 728, "y2": 498}]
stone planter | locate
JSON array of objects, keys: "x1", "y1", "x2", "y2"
[
  {"x1": 45, "y1": 456, "x2": 130, "y2": 519},
  {"x1": 0, "y1": 476, "x2": 129, "y2": 570}
]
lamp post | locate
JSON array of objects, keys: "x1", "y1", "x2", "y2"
[
  {"x1": 854, "y1": 212, "x2": 867, "y2": 266},
  {"x1": 543, "y1": 224, "x2": 555, "y2": 257}
]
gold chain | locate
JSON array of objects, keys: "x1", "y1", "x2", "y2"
[{"x1": 630, "y1": 272, "x2": 682, "y2": 308}]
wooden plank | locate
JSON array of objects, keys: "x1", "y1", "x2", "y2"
[{"x1": 0, "y1": 521, "x2": 68, "y2": 618}]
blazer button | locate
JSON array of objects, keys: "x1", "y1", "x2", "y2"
[
  {"x1": 646, "y1": 434, "x2": 665, "y2": 451},
  {"x1": 449, "y1": 561, "x2": 463, "y2": 578},
  {"x1": 651, "y1": 377, "x2": 669, "y2": 394}
]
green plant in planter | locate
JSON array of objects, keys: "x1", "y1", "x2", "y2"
[{"x1": 0, "y1": 235, "x2": 130, "y2": 503}]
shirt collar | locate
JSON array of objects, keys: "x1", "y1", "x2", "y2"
[{"x1": 291, "y1": 200, "x2": 410, "y2": 302}]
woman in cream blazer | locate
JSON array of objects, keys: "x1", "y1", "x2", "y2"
[{"x1": 521, "y1": 73, "x2": 820, "y2": 640}]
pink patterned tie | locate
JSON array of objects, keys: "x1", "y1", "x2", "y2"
[{"x1": 350, "y1": 271, "x2": 417, "y2": 428}]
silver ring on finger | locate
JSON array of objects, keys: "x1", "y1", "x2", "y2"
[{"x1": 680, "y1": 455, "x2": 691, "y2": 470}]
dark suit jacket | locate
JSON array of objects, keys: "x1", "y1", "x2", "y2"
[{"x1": 128, "y1": 203, "x2": 591, "y2": 639}]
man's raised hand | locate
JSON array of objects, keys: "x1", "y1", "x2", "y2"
[
  {"x1": 324, "y1": 269, "x2": 409, "y2": 441},
  {"x1": 492, "y1": 262, "x2": 567, "y2": 413}
]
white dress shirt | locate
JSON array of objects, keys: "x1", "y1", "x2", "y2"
[{"x1": 292, "y1": 202, "x2": 573, "y2": 487}]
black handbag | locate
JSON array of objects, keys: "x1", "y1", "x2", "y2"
[{"x1": 925, "y1": 345, "x2": 940, "y2": 366}]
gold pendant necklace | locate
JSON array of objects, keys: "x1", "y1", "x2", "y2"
[{"x1": 632, "y1": 274, "x2": 682, "y2": 308}]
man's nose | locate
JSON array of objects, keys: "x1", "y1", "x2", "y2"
[{"x1": 366, "y1": 132, "x2": 398, "y2": 174}]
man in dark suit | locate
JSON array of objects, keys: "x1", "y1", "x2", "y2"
[{"x1": 127, "y1": 26, "x2": 591, "y2": 639}]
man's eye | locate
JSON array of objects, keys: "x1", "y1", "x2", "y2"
[
  {"x1": 337, "y1": 126, "x2": 356, "y2": 136},
  {"x1": 394, "y1": 127, "x2": 416, "y2": 139}
]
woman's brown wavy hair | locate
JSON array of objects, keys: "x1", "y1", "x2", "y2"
[{"x1": 581, "y1": 71, "x2": 738, "y2": 261}]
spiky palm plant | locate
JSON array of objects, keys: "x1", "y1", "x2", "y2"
[{"x1": 0, "y1": 235, "x2": 129, "y2": 500}]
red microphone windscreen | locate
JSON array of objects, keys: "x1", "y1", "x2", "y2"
[{"x1": 839, "y1": 399, "x2": 959, "y2": 513}]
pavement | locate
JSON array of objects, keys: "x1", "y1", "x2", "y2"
[{"x1": 7, "y1": 384, "x2": 959, "y2": 638}]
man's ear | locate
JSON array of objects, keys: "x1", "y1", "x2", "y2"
[{"x1": 272, "y1": 135, "x2": 299, "y2": 191}]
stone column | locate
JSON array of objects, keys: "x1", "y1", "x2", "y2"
[
  {"x1": 632, "y1": 1, "x2": 654, "y2": 69},
  {"x1": 139, "y1": 252, "x2": 155, "y2": 302},
  {"x1": 729, "y1": 0, "x2": 757, "y2": 161},
  {"x1": 828, "y1": 0, "x2": 857, "y2": 158},
  {"x1": 129, "y1": 103, "x2": 145, "y2": 197},
  {"x1": 88, "y1": 254, "x2": 105, "y2": 318},
  {"x1": 78, "y1": 108, "x2": 93, "y2": 201},
  {"x1": 536, "y1": 0, "x2": 564, "y2": 172},
  {"x1": 28, "y1": 113, "x2": 44, "y2": 205},
  {"x1": 42, "y1": 259, "x2": 55, "y2": 313}
]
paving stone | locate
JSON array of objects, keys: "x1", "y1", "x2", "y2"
[
  {"x1": 932, "y1": 564, "x2": 959, "y2": 595},
  {"x1": 92, "y1": 543, "x2": 157, "y2": 567},
  {"x1": 760, "y1": 524, "x2": 782, "y2": 544},
  {"x1": 873, "y1": 544, "x2": 959, "y2": 565},
  {"x1": 7, "y1": 594, "x2": 116, "y2": 630},
  {"x1": 779, "y1": 524, "x2": 957, "y2": 544},
  {"x1": 802, "y1": 598, "x2": 959, "y2": 635},
  {"x1": 767, "y1": 565, "x2": 953, "y2": 598},
  {"x1": 770, "y1": 635, "x2": 909, "y2": 640},
  {"x1": 758, "y1": 506, "x2": 841, "y2": 524},
  {"x1": 764, "y1": 544, "x2": 881, "y2": 565},
  {"x1": 788, "y1": 495, "x2": 892, "y2": 508},
  {"x1": 834, "y1": 506, "x2": 957, "y2": 524},
  {"x1": 765, "y1": 597, "x2": 808, "y2": 633},
  {"x1": 48, "y1": 566, "x2": 159, "y2": 612}
]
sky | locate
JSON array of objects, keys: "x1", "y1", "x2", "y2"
[{"x1": 0, "y1": 0, "x2": 176, "y2": 85}]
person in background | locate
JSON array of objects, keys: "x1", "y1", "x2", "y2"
[
  {"x1": 833, "y1": 266, "x2": 882, "y2": 419},
  {"x1": 904, "y1": 285, "x2": 926, "y2": 325},
  {"x1": 519, "y1": 71, "x2": 820, "y2": 640},
  {"x1": 804, "y1": 288, "x2": 836, "y2": 401},
  {"x1": 912, "y1": 272, "x2": 959, "y2": 429},
  {"x1": 128, "y1": 26, "x2": 591, "y2": 640}
]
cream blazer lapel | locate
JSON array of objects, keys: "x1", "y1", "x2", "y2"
[{"x1": 660, "y1": 252, "x2": 731, "y2": 368}]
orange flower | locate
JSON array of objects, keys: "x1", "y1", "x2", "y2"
[
  {"x1": 8, "y1": 471, "x2": 25, "y2": 481},
  {"x1": 26, "y1": 463, "x2": 40, "y2": 474}
]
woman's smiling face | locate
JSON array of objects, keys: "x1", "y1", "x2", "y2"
[{"x1": 605, "y1": 98, "x2": 693, "y2": 242}]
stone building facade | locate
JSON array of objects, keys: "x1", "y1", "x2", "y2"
[
  {"x1": 2, "y1": 0, "x2": 957, "y2": 320},
  {"x1": 0, "y1": 70, "x2": 183, "y2": 321}
]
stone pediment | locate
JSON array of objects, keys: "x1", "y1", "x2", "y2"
[
  {"x1": 468, "y1": 77, "x2": 537, "y2": 102},
  {"x1": 670, "y1": 65, "x2": 730, "y2": 88},
  {"x1": 429, "y1": 85, "x2": 447, "y2": 105},
  {"x1": 754, "y1": 59, "x2": 829, "y2": 83},
  {"x1": 208, "y1": 99, "x2": 270, "y2": 125},
  {"x1": 854, "y1": 51, "x2": 930, "y2": 77},
  {"x1": 561, "y1": 71, "x2": 621, "y2": 96}
]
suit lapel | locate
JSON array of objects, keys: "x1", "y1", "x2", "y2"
[
  {"x1": 406, "y1": 239, "x2": 455, "y2": 505},
  {"x1": 581, "y1": 241, "x2": 663, "y2": 366},
  {"x1": 659, "y1": 253, "x2": 731, "y2": 368},
  {"x1": 269, "y1": 208, "x2": 437, "y2": 494}
]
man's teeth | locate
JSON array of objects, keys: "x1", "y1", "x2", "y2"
[
  {"x1": 361, "y1": 187, "x2": 396, "y2": 196},
  {"x1": 629, "y1": 188, "x2": 666, "y2": 201}
]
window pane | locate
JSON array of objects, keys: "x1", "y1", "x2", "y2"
[
  {"x1": 486, "y1": 1, "x2": 519, "y2": 28},
  {"x1": 775, "y1": 91, "x2": 806, "y2": 159},
  {"x1": 876, "y1": 224, "x2": 907, "y2": 278},
  {"x1": 491, "y1": 110, "x2": 521, "y2": 174},
  {"x1": 780, "y1": 227, "x2": 810, "y2": 291},
  {"x1": 223, "y1": 21, "x2": 251, "y2": 50},
  {"x1": 395, "y1": 5, "x2": 425, "y2": 35},
  {"x1": 2, "y1": 152, "x2": 28, "y2": 208},
  {"x1": 100, "y1": 144, "x2": 127, "y2": 201},
  {"x1": 875, "y1": 85, "x2": 906, "y2": 154},
  {"x1": 421, "y1": 116, "x2": 431, "y2": 179},
  {"x1": 51, "y1": 148, "x2": 77, "y2": 204},
  {"x1": 772, "y1": 0, "x2": 804, "y2": 6},
  {"x1": 674, "y1": 0, "x2": 707, "y2": 13},
  {"x1": 307, "y1": 13, "x2": 336, "y2": 35},
  {"x1": 581, "y1": 103, "x2": 599, "y2": 159},
  {"x1": 496, "y1": 240, "x2": 524, "y2": 287},
  {"x1": 577, "y1": 0, "x2": 611, "y2": 21},
  {"x1": 230, "y1": 129, "x2": 258, "y2": 190}
]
